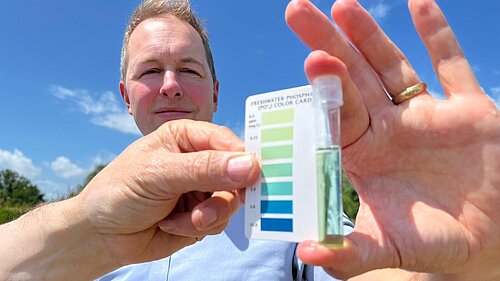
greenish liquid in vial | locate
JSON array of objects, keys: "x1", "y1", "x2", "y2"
[{"x1": 316, "y1": 147, "x2": 343, "y2": 248}]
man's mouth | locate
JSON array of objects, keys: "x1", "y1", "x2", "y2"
[{"x1": 155, "y1": 110, "x2": 192, "y2": 120}]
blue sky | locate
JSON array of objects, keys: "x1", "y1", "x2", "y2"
[{"x1": 1, "y1": 0, "x2": 499, "y2": 199}]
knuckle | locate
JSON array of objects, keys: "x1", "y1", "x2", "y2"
[
  {"x1": 191, "y1": 151, "x2": 222, "y2": 182},
  {"x1": 218, "y1": 125, "x2": 232, "y2": 135}
]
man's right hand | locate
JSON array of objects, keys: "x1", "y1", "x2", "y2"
[
  {"x1": 0, "y1": 119, "x2": 259, "y2": 281},
  {"x1": 80, "y1": 119, "x2": 260, "y2": 265}
]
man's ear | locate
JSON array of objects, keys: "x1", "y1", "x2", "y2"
[
  {"x1": 213, "y1": 80, "x2": 219, "y2": 113},
  {"x1": 120, "y1": 81, "x2": 133, "y2": 115}
]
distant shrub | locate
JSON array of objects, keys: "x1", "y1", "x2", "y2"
[{"x1": 0, "y1": 205, "x2": 32, "y2": 224}]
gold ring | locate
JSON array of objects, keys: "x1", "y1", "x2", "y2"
[{"x1": 392, "y1": 82, "x2": 427, "y2": 105}]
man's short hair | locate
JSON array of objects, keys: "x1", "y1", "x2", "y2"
[{"x1": 121, "y1": 0, "x2": 216, "y2": 83}]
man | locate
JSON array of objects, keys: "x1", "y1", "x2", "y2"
[
  {"x1": 1, "y1": 0, "x2": 499, "y2": 280},
  {"x1": 99, "y1": 0, "x2": 500, "y2": 280},
  {"x1": 97, "y1": 0, "x2": 353, "y2": 280}
]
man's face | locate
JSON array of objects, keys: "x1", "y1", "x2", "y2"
[{"x1": 121, "y1": 16, "x2": 218, "y2": 135}]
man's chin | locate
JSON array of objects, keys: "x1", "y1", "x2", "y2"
[
  {"x1": 139, "y1": 114, "x2": 213, "y2": 135},
  {"x1": 141, "y1": 116, "x2": 195, "y2": 135}
]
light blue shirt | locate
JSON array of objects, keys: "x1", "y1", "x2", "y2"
[{"x1": 97, "y1": 209, "x2": 354, "y2": 281}]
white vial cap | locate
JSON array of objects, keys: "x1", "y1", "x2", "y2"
[{"x1": 312, "y1": 75, "x2": 343, "y2": 108}]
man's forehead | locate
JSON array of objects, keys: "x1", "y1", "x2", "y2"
[
  {"x1": 142, "y1": 16, "x2": 186, "y2": 33},
  {"x1": 128, "y1": 16, "x2": 205, "y2": 60},
  {"x1": 130, "y1": 16, "x2": 199, "y2": 45}
]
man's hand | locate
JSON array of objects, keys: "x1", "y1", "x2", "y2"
[
  {"x1": 0, "y1": 119, "x2": 260, "y2": 281},
  {"x1": 286, "y1": 0, "x2": 500, "y2": 280},
  {"x1": 80, "y1": 120, "x2": 259, "y2": 265}
]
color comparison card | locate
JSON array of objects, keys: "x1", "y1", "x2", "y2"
[{"x1": 245, "y1": 85, "x2": 320, "y2": 242}]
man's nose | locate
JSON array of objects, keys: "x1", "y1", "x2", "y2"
[{"x1": 159, "y1": 71, "x2": 183, "y2": 98}]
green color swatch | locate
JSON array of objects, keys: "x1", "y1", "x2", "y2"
[
  {"x1": 261, "y1": 145, "x2": 293, "y2": 160},
  {"x1": 261, "y1": 127, "x2": 293, "y2": 142},
  {"x1": 261, "y1": 182, "x2": 293, "y2": 196},
  {"x1": 262, "y1": 163, "x2": 293, "y2": 177},
  {"x1": 262, "y1": 109, "x2": 294, "y2": 125}
]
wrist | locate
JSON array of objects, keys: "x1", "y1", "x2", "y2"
[
  {"x1": 48, "y1": 196, "x2": 120, "y2": 279},
  {"x1": 0, "y1": 196, "x2": 118, "y2": 280}
]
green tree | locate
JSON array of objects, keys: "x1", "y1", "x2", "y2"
[
  {"x1": 0, "y1": 169, "x2": 45, "y2": 224},
  {"x1": 65, "y1": 164, "x2": 107, "y2": 198},
  {"x1": 78, "y1": 164, "x2": 106, "y2": 191},
  {"x1": 342, "y1": 172, "x2": 359, "y2": 222},
  {"x1": 0, "y1": 169, "x2": 44, "y2": 205}
]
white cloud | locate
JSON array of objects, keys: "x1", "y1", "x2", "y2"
[
  {"x1": 51, "y1": 85, "x2": 77, "y2": 99},
  {"x1": 91, "y1": 151, "x2": 117, "y2": 166},
  {"x1": 78, "y1": 91, "x2": 122, "y2": 115},
  {"x1": 0, "y1": 149, "x2": 108, "y2": 201},
  {"x1": 50, "y1": 85, "x2": 141, "y2": 136},
  {"x1": 0, "y1": 149, "x2": 41, "y2": 178},
  {"x1": 51, "y1": 86, "x2": 120, "y2": 114},
  {"x1": 35, "y1": 180, "x2": 73, "y2": 201},
  {"x1": 368, "y1": 2, "x2": 391, "y2": 22},
  {"x1": 50, "y1": 156, "x2": 86, "y2": 179},
  {"x1": 91, "y1": 113, "x2": 141, "y2": 135}
]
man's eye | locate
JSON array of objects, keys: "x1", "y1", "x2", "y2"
[
  {"x1": 180, "y1": 68, "x2": 202, "y2": 77},
  {"x1": 140, "y1": 68, "x2": 161, "y2": 77}
]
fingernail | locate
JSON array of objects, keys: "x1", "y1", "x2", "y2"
[
  {"x1": 195, "y1": 207, "x2": 217, "y2": 229},
  {"x1": 303, "y1": 241, "x2": 318, "y2": 250},
  {"x1": 227, "y1": 154, "x2": 254, "y2": 182}
]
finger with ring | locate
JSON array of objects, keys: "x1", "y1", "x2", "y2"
[{"x1": 392, "y1": 82, "x2": 427, "y2": 105}]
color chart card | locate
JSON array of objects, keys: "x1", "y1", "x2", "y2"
[{"x1": 244, "y1": 85, "x2": 319, "y2": 242}]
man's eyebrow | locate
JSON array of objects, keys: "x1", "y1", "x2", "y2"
[
  {"x1": 134, "y1": 58, "x2": 159, "y2": 67},
  {"x1": 133, "y1": 57, "x2": 205, "y2": 68},
  {"x1": 179, "y1": 56, "x2": 205, "y2": 67}
]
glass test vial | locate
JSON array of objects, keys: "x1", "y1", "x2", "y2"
[{"x1": 312, "y1": 76, "x2": 344, "y2": 248}]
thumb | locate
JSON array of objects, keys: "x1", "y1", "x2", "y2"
[
  {"x1": 297, "y1": 232, "x2": 397, "y2": 279},
  {"x1": 155, "y1": 150, "x2": 261, "y2": 195}
]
